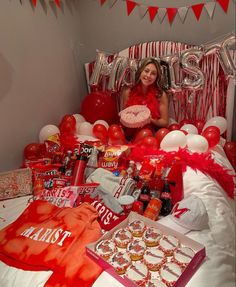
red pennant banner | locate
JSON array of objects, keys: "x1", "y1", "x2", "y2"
[
  {"x1": 191, "y1": 3, "x2": 204, "y2": 20},
  {"x1": 55, "y1": 0, "x2": 60, "y2": 8},
  {"x1": 167, "y1": 8, "x2": 177, "y2": 24},
  {"x1": 100, "y1": 0, "x2": 106, "y2": 5},
  {"x1": 126, "y1": 0, "x2": 138, "y2": 16},
  {"x1": 217, "y1": 0, "x2": 230, "y2": 13},
  {"x1": 148, "y1": 6, "x2": 158, "y2": 22}
]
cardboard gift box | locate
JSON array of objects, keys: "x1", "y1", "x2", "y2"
[
  {"x1": 0, "y1": 168, "x2": 32, "y2": 200},
  {"x1": 86, "y1": 211, "x2": 206, "y2": 287}
]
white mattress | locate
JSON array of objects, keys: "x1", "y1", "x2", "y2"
[{"x1": 0, "y1": 145, "x2": 235, "y2": 287}]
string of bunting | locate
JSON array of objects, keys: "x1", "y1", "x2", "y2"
[{"x1": 97, "y1": 0, "x2": 235, "y2": 24}]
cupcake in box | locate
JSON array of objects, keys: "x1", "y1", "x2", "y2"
[
  {"x1": 95, "y1": 239, "x2": 116, "y2": 261},
  {"x1": 109, "y1": 251, "x2": 131, "y2": 275},
  {"x1": 126, "y1": 262, "x2": 150, "y2": 287},
  {"x1": 143, "y1": 227, "x2": 162, "y2": 247},
  {"x1": 113, "y1": 228, "x2": 133, "y2": 248},
  {"x1": 143, "y1": 248, "x2": 166, "y2": 271},
  {"x1": 128, "y1": 220, "x2": 146, "y2": 237},
  {"x1": 127, "y1": 239, "x2": 146, "y2": 261},
  {"x1": 159, "y1": 235, "x2": 179, "y2": 256}
]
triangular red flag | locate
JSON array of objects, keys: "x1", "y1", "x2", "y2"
[
  {"x1": 126, "y1": 0, "x2": 138, "y2": 16},
  {"x1": 148, "y1": 6, "x2": 158, "y2": 22},
  {"x1": 191, "y1": 3, "x2": 204, "y2": 20},
  {"x1": 217, "y1": 0, "x2": 230, "y2": 13},
  {"x1": 100, "y1": 0, "x2": 106, "y2": 5},
  {"x1": 55, "y1": 0, "x2": 60, "y2": 8},
  {"x1": 32, "y1": 0, "x2": 37, "y2": 7},
  {"x1": 167, "y1": 8, "x2": 177, "y2": 24}
]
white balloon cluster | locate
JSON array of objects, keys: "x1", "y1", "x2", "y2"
[{"x1": 160, "y1": 116, "x2": 227, "y2": 154}]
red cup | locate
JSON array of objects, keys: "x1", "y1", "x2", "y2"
[{"x1": 118, "y1": 195, "x2": 135, "y2": 214}]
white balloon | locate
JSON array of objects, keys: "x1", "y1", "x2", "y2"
[
  {"x1": 186, "y1": 134, "x2": 209, "y2": 153},
  {"x1": 93, "y1": 120, "x2": 109, "y2": 130},
  {"x1": 39, "y1": 124, "x2": 60, "y2": 143},
  {"x1": 73, "y1": 114, "x2": 86, "y2": 133},
  {"x1": 73, "y1": 113, "x2": 85, "y2": 123},
  {"x1": 203, "y1": 116, "x2": 227, "y2": 135},
  {"x1": 160, "y1": 130, "x2": 187, "y2": 152},
  {"x1": 180, "y1": 124, "x2": 198, "y2": 134},
  {"x1": 78, "y1": 121, "x2": 93, "y2": 136}
]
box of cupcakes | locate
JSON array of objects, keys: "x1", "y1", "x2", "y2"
[{"x1": 86, "y1": 211, "x2": 206, "y2": 287}]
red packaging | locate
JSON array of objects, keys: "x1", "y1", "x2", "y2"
[
  {"x1": 131, "y1": 200, "x2": 144, "y2": 215},
  {"x1": 143, "y1": 198, "x2": 162, "y2": 220},
  {"x1": 71, "y1": 155, "x2": 87, "y2": 185}
]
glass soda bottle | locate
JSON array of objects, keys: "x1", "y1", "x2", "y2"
[
  {"x1": 160, "y1": 179, "x2": 172, "y2": 216},
  {"x1": 139, "y1": 180, "x2": 151, "y2": 211}
]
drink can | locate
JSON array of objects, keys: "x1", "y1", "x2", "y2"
[
  {"x1": 143, "y1": 198, "x2": 162, "y2": 221},
  {"x1": 131, "y1": 200, "x2": 144, "y2": 215}
]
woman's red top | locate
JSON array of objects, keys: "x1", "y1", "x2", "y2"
[{"x1": 126, "y1": 83, "x2": 161, "y2": 119}]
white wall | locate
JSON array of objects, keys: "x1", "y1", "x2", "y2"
[
  {"x1": 0, "y1": 0, "x2": 235, "y2": 172},
  {"x1": 0, "y1": 1, "x2": 85, "y2": 172}
]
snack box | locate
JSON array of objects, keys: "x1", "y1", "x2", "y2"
[{"x1": 86, "y1": 211, "x2": 206, "y2": 287}]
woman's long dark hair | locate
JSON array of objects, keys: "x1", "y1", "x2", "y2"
[{"x1": 135, "y1": 57, "x2": 166, "y2": 94}]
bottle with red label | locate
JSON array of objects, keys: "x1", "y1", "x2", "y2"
[
  {"x1": 160, "y1": 179, "x2": 172, "y2": 216},
  {"x1": 138, "y1": 180, "x2": 151, "y2": 211}
]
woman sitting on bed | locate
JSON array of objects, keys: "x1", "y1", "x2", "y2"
[{"x1": 120, "y1": 57, "x2": 169, "y2": 139}]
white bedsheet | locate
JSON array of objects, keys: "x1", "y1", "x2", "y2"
[{"x1": 0, "y1": 145, "x2": 235, "y2": 287}]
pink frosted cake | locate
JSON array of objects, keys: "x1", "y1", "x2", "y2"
[
  {"x1": 143, "y1": 227, "x2": 162, "y2": 247},
  {"x1": 159, "y1": 235, "x2": 179, "y2": 256},
  {"x1": 143, "y1": 248, "x2": 166, "y2": 271},
  {"x1": 159, "y1": 262, "x2": 182, "y2": 287},
  {"x1": 119, "y1": 105, "x2": 151, "y2": 128},
  {"x1": 172, "y1": 246, "x2": 195, "y2": 268},
  {"x1": 109, "y1": 251, "x2": 131, "y2": 275},
  {"x1": 95, "y1": 239, "x2": 116, "y2": 261},
  {"x1": 126, "y1": 262, "x2": 150, "y2": 287},
  {"x1": 127, "y1": 239, "x2": 146, "y2": 261},
  {"x1": 113, "y1": 228, "x2": 133, "y2": 248}
]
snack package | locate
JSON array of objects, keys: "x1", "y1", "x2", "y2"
[{"x1": 98, "y1": 145, "x2": 130, "y2": 172}]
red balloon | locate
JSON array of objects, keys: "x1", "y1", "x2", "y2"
[
  {"x1": 168, "y1": 123, "x2": 180, "y2": 131},
  {"x1": 60, "y1": 114, "x2": 76, "y2": 126},
  {"x1": 134, "y1": 128, "x2": 153, "y2": 143},
  {"x1": 155, "y1": 128, "x2": 170, "y2": 147},
  {"x1": 202, "y1": 126, "x2": 220, "y2": 148},
  {"x1": 224, "y1": 141, "x2": 236, "y2": 157},
  {"x1": 93, "y1": 124, "x2": 108, "y2": 143},
  {"x1": 59, "y1": 114, "x2": 76, "y2": 135},
  {"x1": 24, "y1": 143, "x2": 46, "y2": 160},
  {"x1": 80, "y1": 91, "x2": 119, "y2": 125},
  {"x1": 108, "y1": 130, "x2": 126, "y2": 145},
  {"x1": 142, "y1": 136, "x2": 158, "y2": 148},
  {"x1": 59, "y1": 121, "x2": 76, "y2": 135},
  {"x1": 224, "y1": 141, "x2": 236, "y2": 170},
  {"x1": 194, "y1": 119, "x2": 205, "y2": 134},
  {"x1": 108, "y1": 124, "x2": 123, "y2": 136}
]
